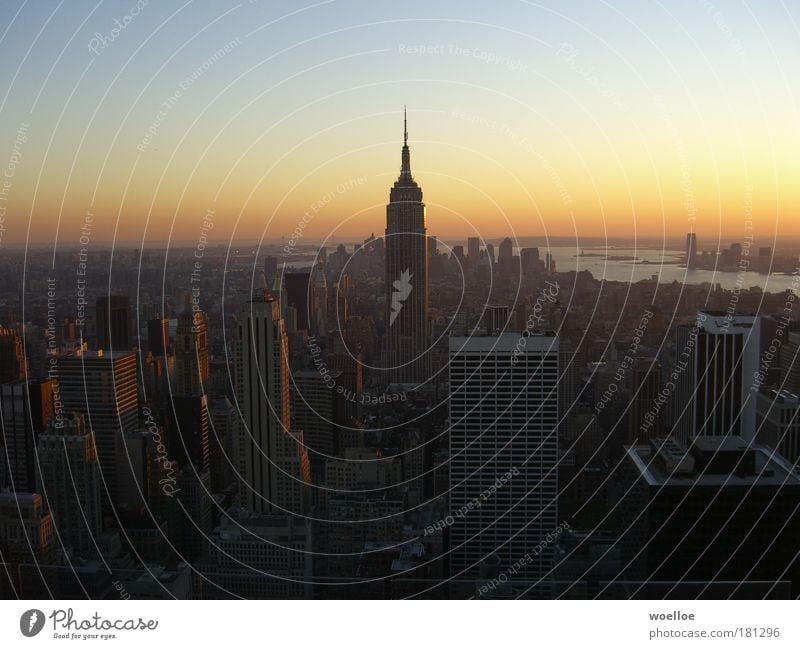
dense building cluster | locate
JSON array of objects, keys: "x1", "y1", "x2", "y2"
[{"x1": 1, "y1": 122, "x2": 799, "y2": 599}]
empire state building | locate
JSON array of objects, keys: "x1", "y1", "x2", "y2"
[{"x1": 385, "y1": 108, "x2": 430, "y2": 383}]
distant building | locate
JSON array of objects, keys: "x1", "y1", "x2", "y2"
[
  {"x1": 147, "y1": 317, "x2": 170, "y2": 356},
  {"x1": 284, "y1": 273, "x2": 314, "y2": 332},
  {"x1": 467, "y1": 237, "x2": 480, "y2": 262},
  {"x1": 384, "y1": 108, "x2": 430, "y2": 383},
  {"x1": 685, "y1": 232, "x2": 697, "y2": 269},
  {"x1": 498, "y1": 238, "x2": 513, "y2": 275},
  {"x1": 520, "y1": 247, "x2": 540, "y2": 273},
  {"x1": 95, "y1": 296, "x2": 132, "y2": 351}
]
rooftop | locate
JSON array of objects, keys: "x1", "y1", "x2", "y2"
[
  {"x1": 449, "y1": 330, "x2": 558, "y2": 352},
  {"x1": 627, "y1": 437, "x2": 800, "y2": 488}
]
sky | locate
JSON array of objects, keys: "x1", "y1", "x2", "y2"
[{"x1": 0, "y1": 0, "x2": 798, "y2": 248}]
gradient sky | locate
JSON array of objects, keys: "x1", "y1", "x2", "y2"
[{"x1": 0, "y1": 0, "x2": 798, "y2": 248}]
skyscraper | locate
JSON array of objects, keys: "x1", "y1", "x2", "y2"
[
  {"x1": 385, "y1": 108, "x2": 429, "y2": 383},
  {"x1": 168, "y1": 395, "x2": 210, "y2": 472},
  {"x1": 0, "y1": 379, "x2": 54, "y2": 492},
  {"x1": 36, "y1": 412, "x2": 101, "y2": 552},
  {"x1": 520, "y1": 247, "x2": 540, "y2": 273},
  {"x1": 498, "y1": 237, "x2": 513, "y2": 275},
  {"x1": 174, "y1": 311, "x2": 209, "y2": 397},
  {"x1": 449, "y1": 331, "x2": 559, "y2": 580},
  {"x1": 235, "y1": 294, "x2": 309, "y2": 514},
  {"x1": 147, "y1": 317, "x2": 170, "y2": 356},
  {"x1": 467, "y1": 237, "x2": 480, "y2": 262},
  {"x1": 675, "y1": 311, "x2": 761, "y2": 444},
  {"x1": 284, "y1": 272, "x2": 314, "y2": 333},
  {"x1": 95, "y1": 296, "x2": 132, "y2": 351},
  {"x1": 315, "y1": 263, "x2": 329, "y2": 337},
  {"x1": 291, "y1": 369, "x2": 347, "y2": 485},
  {"x1": 169, "y1": 311, "x2": 210, "y2": 470},
  {"x1": 58, "y1": 350, "x2": 138, "y2": 506}
]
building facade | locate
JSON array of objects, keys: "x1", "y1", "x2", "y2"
[
  {"x1": 235, "y1": 295, "x2": 309, "y2": 514},
  {"x1": 449, "y1": 331, "x2": 559, "y2": 580}
]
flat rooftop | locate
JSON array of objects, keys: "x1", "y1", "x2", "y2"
[
  {"x1": 627, "y1": 442, "x2": 800, "y2": 488},
  {"x1": 449, "y1": 331, "x2": 558, "y2": 352}
]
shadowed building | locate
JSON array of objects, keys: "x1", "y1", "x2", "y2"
[
  {"x1": 0, "y1": 379, "x2": 54, "y2": 492},
  {"x1": 284, "y1": 273, "x2": 315, "y2": 333},
  {"x1": 95, "y1": 296, "x2": 132, "y2": 351},
  {"x1": 235, "y1": 294, "x2": 310, "y2": 514},
  {"x1": 620, "y1": 436, "x2": 800, "y2": 594},
  {"x1": 36, "y1": 413, "x2": 101, "y2": 552}
]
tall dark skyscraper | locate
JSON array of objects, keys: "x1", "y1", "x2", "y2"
[
  {"x1": 170, "y1": 311, "x2": 210, "y2": 471},
  {"x1": 147, "y1": 317, "x2": 170, "y2": 355},
  {"x1": 284, "y1": 272, "x2": 315, "y2": 333},
  {"x1": 95, "y1": 296, "x2": 132, "y2": 351},
  {"x1": 385, "y1": 108, "x2": 429, "y2": 383},
  {"x1": 0, "y1": 379, "x2": 54, "y2": 492},
  {"x1": 235, "y1": 294, "x2": 309, "y2": 514},
  {"x1": 467, "y1": 237, "x2": 480, "y2": 262},
  {"x1": 174, "y1": 311, "x2": 209, "y2": 397},
  {"x1": 498, "y1": 237, "x2": 513, "y2": 275}
]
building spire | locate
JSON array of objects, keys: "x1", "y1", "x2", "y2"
[{"x1": 400, "y1": 105, "x2": 411, "y2": 178}]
